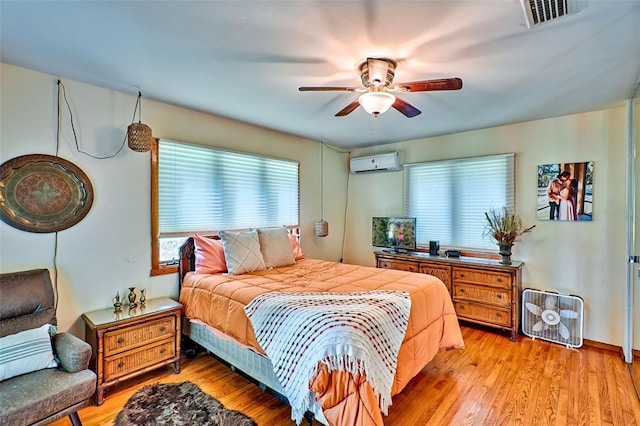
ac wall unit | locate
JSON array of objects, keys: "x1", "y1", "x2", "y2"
[
  {"x1": 522, "y1": 288, "x2": 584, "y2": 348},
  {"x1": 350, "y1": 152, "x2": 401, "y2": 174}
]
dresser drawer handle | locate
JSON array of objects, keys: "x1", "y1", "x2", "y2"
[
  {"x1": 118, "y1": 362, "x2": 125, "y2": 369},
  {"x1": 160, "y1": 348, "x2": 166, "y2": 354},
  {"x1": 496, "y1": 294, "x2": 502, "y2": 299},
  {"x1": 159, "y1": 327, "x2": 166, "y2": 332},
  {"x1": 496, "y1": 313, "x2": 502, "y2": 318},
  {"x1": 117, "y1": 337, "x2": 125, "y2": 344},
  {"x1": 459, "y1": 273, "x2": 465, "y2": 278},
  {"x1": 459, "y1": 288, "x2": 465, "y2": 293},
  {"x1": 497, "y1": 278, "x2": 503, "y2": 283}
]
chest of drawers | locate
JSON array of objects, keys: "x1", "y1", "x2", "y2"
[
  {"x1": 376, "y1": 252, "x2": 523, "y2": 341},
  {"x1": 82, "y1": 297, "x2": 182, "y2": 404}
]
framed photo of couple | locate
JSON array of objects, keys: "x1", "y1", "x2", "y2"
[{"x1": 537, "y1": 161, "x2": 594, "y2": 221}]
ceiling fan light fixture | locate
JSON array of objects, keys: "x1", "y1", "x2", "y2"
[{"x1": 358, "y1": 92, "x2": 396, "y2": 116}]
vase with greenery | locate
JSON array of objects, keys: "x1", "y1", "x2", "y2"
[{"x1": 483, "y1": 207, "x2": 535, "y2": 264}]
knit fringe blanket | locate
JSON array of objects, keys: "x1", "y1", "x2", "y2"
[{"x1": 244, "y1": 290, "x2": 411, "y2": 424}]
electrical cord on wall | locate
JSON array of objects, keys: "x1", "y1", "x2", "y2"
[
  {"x1": 53, "y1": 232, "x2": 59, "y2": 311},
  {"x1": 57, "y1": 79, "x2": 130, "y2": 159},
  {"x1": 320, "y1": 142, "x2": 324, "y2": 222},
  {"x1": 52, "y1": 79, "x2": 137, "y2": 308},
  {"x1": 53, "y1": 80, "x2": 64, "y2": 310},
  {"x1": 318, "y1": 141, "x2": 351, "y2": 263},
  {"x1": 341, "y1": 154, "x2": 351, "y2": 263}
]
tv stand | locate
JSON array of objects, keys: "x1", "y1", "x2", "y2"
[
  {"x1": 375, "y1": 251, "x2": 523, "y2": 342},
  {"x1": 382, "y1": 248, "x2": 411, "y2": 254}
]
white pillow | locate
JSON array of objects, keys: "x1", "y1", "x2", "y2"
[
  {"x1": 219, "y1": 229, "x2": 266, "y2": 275},
  {"x1": 258, "y1": 226, "x2": 295, "y2": 268},
  {"x1": 0, "y1": 323, "x2": 58, "y2": 381}
]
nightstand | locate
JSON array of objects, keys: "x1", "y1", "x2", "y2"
[{"x1": 82, "y1": 297, "x2": 182, "y2": 405}]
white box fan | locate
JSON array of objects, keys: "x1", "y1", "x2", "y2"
[{"x1": 522, "y1": 288, "x2": 584, "y2": 348}]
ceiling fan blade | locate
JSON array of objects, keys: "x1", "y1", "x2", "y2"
[
  {"x1": 366, "y1": 58, "x2": 389, "y2": 86},
  {"x1": 392, "y1": 97, "x2": 421, "y2": 118},
  {"x1": 299, "y1": 87, "x2": 358, "y2": 92},
  {"x1": 394, "y1": 78, "x2": 463, "y2": 92},
  {"x1": 335, "y1": 99, "x2": 361, "y2": 117}
]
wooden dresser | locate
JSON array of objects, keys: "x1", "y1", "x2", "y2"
[
  {"x1": 375, "y1": 251, "x2": 523, "y2": 341},
  {"x1": 82, "y1": 297, "x2": 182, "y2": 404}
]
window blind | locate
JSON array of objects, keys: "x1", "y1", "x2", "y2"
[
  {"x1": 158, "y1": 139, "x2": 299, "y2": 237},
  {"x1": 404, "y1": 153, "x2": 515, "y2": 249}
]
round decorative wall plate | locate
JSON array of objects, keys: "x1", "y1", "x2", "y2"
[{"x1": 0, "y1": 154, "x2": 94, "y2": 233}]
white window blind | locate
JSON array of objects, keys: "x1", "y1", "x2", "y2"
[
  {"x1": 404, "y1": 153, "x2": 515, "y2": 250},
  {"x1": 158, "y1": 139, "x2": 299, "y2": 237}
]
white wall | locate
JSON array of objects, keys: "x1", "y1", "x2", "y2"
[
  {"x1": 344, "y1": 106, "x2": 630, "y2": 347},
  {"x1": 0, "y1": 63, "x2": 348, "y2": 336}
]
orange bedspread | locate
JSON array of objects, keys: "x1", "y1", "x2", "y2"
[{"x1": 179, "y1": 258, "x2": 464, "y2": 425}]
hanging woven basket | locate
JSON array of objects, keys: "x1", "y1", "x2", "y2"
[{"x1": 127, "y1": 122, "x2": 152, "y2": 152}]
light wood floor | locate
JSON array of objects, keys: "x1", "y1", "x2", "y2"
[{"x1": 51, "y1": 325, "x2": 640, "y2": 426}]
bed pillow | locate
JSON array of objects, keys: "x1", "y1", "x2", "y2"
[
  {"x1": 289, "y1": 233, "x2": 305, "y2": 260},
  {"x1": 194, "y1": 234, "x2": 227, "y2": 274},
  {"x1": 219, "y1": 229, "x2": 266, "y2": 275},
  {"x1": 257, "y1": 226, "x2": 295, "y2": 268},
  {"x1": 0, "y1": 323, "x2": 58, "y2": 381}
]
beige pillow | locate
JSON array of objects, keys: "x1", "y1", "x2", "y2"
[
  {"x1": 258, "y1": 226, "x2": 295, "y2": 268},
  {"x1": 219, "y1": 229, "x2": 265, "y2": 275}
]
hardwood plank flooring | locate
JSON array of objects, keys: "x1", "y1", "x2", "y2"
[{"x1": 49, "y1": 326, "x2": 640, "y2": 425}]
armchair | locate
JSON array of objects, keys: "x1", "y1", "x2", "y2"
[{"x1": 0, "y1": 269, "x2": 96, "y2": 426}]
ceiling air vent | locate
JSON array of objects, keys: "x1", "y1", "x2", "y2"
[{"x1": 520, "y1": 0, "x2": 574, "y2": 28}]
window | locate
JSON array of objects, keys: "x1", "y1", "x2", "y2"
[
  {"x1": 403, "y1": 153, "x2": 514, "y2": 250},
  {"x1": 151, "y1": 139, "x2": 299, "y2": 274}
]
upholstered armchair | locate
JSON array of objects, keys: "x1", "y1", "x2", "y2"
[{"x1": 0, "y1": 269, "x2": 96, "y2": 426}]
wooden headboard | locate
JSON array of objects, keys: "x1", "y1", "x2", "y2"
[
  {"x1": 178, "y1": 227, "x2": 300, "y2": 287},
  {"x1": 178, "y1": 235, "x2": 220, "y2": 287},
  {"x1": 178, "y1": 236, "x2": 196, "y2": 287}
]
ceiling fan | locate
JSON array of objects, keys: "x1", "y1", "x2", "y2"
[{"x1": 299, "y1": 57, "x2": 463, "y2": 118}]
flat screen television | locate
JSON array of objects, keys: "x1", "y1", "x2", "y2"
[{"x1": 372, "y1": 217, "x2": 417, "y2": 253}]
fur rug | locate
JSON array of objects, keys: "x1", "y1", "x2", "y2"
[{"x1": 114, "y1": 382, "x2": 257, "y2": 426}]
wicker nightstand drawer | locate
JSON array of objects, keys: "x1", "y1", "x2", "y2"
[
  {"x1": 104, "y1": 317, "x2": 175, "y2": 357},
  {"x1": 104, "y1": 337, "x2": 176, "y2": 382}
]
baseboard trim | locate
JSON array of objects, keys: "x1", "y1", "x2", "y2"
[{"x1": 582, "y1": 338, "x2": 639, "y2": 362}]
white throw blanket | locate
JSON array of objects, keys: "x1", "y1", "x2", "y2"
[{"x1": 244, "y1": 290, "x2": 411, "y2": 424}]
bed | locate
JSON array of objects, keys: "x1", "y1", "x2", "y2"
[{"x1": 178, "y1": 231, "x2": 464, "y2": 426}]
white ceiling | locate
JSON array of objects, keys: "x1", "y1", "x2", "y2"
[{"x1": 1, "y1": 1, "x2": 639, "y2": 150}]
